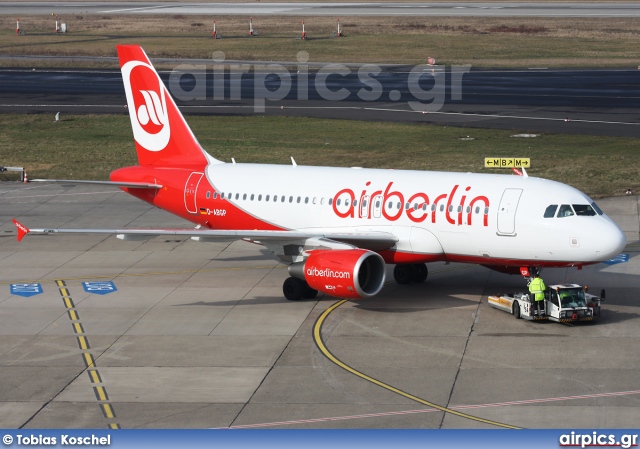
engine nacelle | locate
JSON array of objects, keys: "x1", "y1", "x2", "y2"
[{"x1": 289, "y1": 249, "x2": 386, "y2": 299}]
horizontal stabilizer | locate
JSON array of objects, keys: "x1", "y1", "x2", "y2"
[{"x1": 30, "y1": 179, "x2": 162, "y2": 189}]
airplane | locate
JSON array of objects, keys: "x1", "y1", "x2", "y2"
[{"x1": 12, "y1": 45, "x2": 626, "y2": 301}]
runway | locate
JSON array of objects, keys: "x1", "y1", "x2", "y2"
[
  {"x1": 4, "y1": 2, "x2": 640, "y2": 18},
  {"x1": 1, "y1": 67, "x2": 639, "y2": 137},
  {"x1": 0, "y1": 182, "x2": 638, "y2": 428}
]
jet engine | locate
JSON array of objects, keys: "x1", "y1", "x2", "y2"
[{"x1": 288, "y1": 249, "x2": 386, "y2": 299}]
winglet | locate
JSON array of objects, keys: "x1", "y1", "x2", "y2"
[{"x1": 12, "y1": 219, "x2": 30, "y2": 242}]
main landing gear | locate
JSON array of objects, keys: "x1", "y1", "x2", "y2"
[
  {"x1": 283, "y1": 277, "x2": 318, "y2": 301},
  {"x1": 393, "y1": 263, "x2": 428, "y2": 285}
]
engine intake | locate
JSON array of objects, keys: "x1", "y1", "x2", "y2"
[{"x1": 289, "y1": 249, "x2": 386, "y2": 299}]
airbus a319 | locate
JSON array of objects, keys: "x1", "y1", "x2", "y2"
[{"x1": 12, "y1": 45, "x2": 626, "y2": 301}]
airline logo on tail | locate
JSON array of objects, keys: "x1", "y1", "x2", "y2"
[{"x1": 121, "y1": 60, "x2": 170, "y2": 152}]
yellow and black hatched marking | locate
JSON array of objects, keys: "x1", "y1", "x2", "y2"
[
  {"x1": 56, "y1": 280, "x2": 121, "y2": 430},
  {"x1": 559, "y1": 317, "x2": 593, "y2": 323},
  {"x1": 314, "y1": 299, "x2": 522, "y2": 430}
]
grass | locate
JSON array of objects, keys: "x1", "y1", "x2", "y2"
[
  {"x1": 0, "y1": 113, "x2": 638, "y2": 198},
  {"x1": 2, "y1": 15, "x2": 640, "y2": 67}
]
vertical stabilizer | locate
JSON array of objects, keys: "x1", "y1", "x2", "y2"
[{"x1": 117, "y1": 45, "x2": 221, "y2": 168}]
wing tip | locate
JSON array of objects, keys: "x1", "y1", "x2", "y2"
[{"x1": 12, "y1": 219, "x2": 30, "y2": 242}]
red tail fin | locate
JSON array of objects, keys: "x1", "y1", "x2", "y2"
[{"x1": 117, "y1": 45, "x2": 218, "y2": 168}]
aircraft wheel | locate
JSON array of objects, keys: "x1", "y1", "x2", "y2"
[
  {"x1": 411, "y1": 263, "x2": 428, "y2": 283},
  {"x1": 283, "y1": 277, "x2": 305, "y2": 301},
  {"x1": 513, "y1": 301, "x2": 521, "y2": 319},
  {"x1": 302, "y1": 285, "x2": 318, "y2": 299},
  {"x1": 393, "y1": 264, "x2": 415, "y2": 285}
]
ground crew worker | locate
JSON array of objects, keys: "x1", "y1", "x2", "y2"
[{"x1": 529, "y1": 273, "x2": 546, "y2": 316}]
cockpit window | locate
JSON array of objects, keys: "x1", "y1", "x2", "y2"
[
  {"x1": 544, "y1": 205, "x2": 558, "y2": 218},
  {"x1": 557, "y1": 204, "x2": 574, "y2": 218},
  {"x1": 591, "y1": 202, "x2": 604, "y2": 215},
  {"x1": 573, "y1": 204, "x2": 597, "y2": 216}
]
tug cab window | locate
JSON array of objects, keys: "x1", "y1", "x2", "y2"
[
  {"x1": 557, "y1": 204, "x2": 574, "y2": 218},
  {"x1": 544, "y1": 205, "x2": 558, "y2": 218},
  {"x1": 559, "y1": 288, "x2": 587, "y2": 308},
  {"x1": 548, "y1": 289, "x2": 560, "y2": 307}
]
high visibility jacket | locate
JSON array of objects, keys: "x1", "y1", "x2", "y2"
[{"x1": 529, "y1": 278, "x2": 546, "y2": 301}]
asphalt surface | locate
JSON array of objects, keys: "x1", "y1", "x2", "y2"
[
  {"x1": 0, "y1": 182, "x2": 638, "y2": 429},
  {"x1": 4, "y1": 2, "x2": 640, "y2": 18},
  {"x1": 1, "y1": 66, "x2": 639, "y2": 137}
]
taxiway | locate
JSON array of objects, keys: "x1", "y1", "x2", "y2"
[{"x1": 0, "y1": 182, "x2": 638, "y2": 428}]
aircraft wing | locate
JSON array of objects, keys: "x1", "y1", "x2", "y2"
[
  {"x1": 11, "y1": 219, "x2": 398, "y2": 252},
  {"x1": 29, "y1": 179, "x2": 162, "y2": 189}
]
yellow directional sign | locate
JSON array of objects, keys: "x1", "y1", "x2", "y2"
[{"x1": 484, "y1": 158, "x2": 531, "y2": 168}]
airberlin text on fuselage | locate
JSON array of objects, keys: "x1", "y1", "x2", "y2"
[{"x1": 332, "y1": 182, "x2": 490, "y2": 226}]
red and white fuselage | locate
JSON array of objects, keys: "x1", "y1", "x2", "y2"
[{"x1": 15, "y1": 45, "x2": 626, "y2": 301}]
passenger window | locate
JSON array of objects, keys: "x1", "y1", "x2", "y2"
[
  {"x1": 448, "y1": 205, "x2": 453, "y2": 212},
  {"x1": 206, "y1": 191, "x2": 211, "y2": 199},
  {"x1": 320, "y1": 198, "x2": 324, "y2": 205},
  {"x1": 422, "y1": 204, "x2": 427, "y2": 211},
  {"x1": 258, "y1": 194, "x2": 262, "y2": 201},
  {"x1": 313, "y1": 197, "x2": 317, "y2": 204},
  {"x1": 250, "y1": 194, "x2": 254, "y2": 201},
  {"x1": 573, "y1": 204, "x2": 596, "y2": 216},
  {"x1": 337, "y1": 199, "x2": 341, "y2": 206},
  {"x1": 289, "y1": 196, "x2": 293, "y2": 203},
  {"x1": 388, "y1": 202, "x2": 393, "y2": 209},
  {"x1": 305, "y1": 197, "x2": 309, "y2": 204},
  {"x1": 266, "y1": 195, "x2": 270, "y2": 202},
  {"x1": 432, "y1": 205, "x2": 436, "y2": 212},
  {"x1": 243, "y1": 194, "x2": 247, "y2": 200},
  {"x1": 281, "y1": 195, "x2": 285, "y2": 202},
  {"x1": 235, "y1": 193, "x2": 239, "y2": 200},
  {"x1": 396, "y1": 202, "x2": 401, "y2": 209},
  {"x1": 328, "y1": 198, "x2": 333, "y2": 206},
  {"x1": 344, "y1": 199, "x2": 350, "y2": 206},
  {"x1": 484, "y1": 207, "x2": 489, "y2": 215},
  {"x1": 221, "y1": 192, "x2": 225, "y2": 199},
  {"x1": 213, "y1": 192, "x2": 218, "y2": 199},
  {"x1": 353, "y1": 200, "x2": 357, "y2": 207},
  {"x1": 544, "y1": 205, "x2": 558, "y2": 218},
  {"x1": 558, "y1": 204, "x2": 574, "y2": 218},
  {"x1": 440, "y1": 205, "x2": 445, "y2": 212},
  {"x1": 466, "y1": 206, "x2": 470, "y2": 213},
  {"x1": 297, "y1": 196, "x2": 301, "y2": 203}
]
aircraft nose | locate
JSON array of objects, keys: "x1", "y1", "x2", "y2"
[{"x1": 598, "y1": 220, "x2": 627, "y2": 261}]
